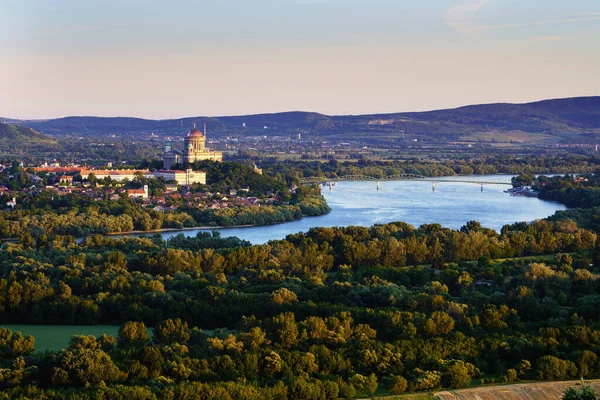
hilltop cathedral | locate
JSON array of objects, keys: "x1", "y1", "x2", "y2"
[{"x1": 162, "y1": 122, "x2": 223, "y2": 169}]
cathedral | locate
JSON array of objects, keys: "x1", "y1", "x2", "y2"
[{"x1": 163, "y1": 122, "x2": 223, "y2": 169}]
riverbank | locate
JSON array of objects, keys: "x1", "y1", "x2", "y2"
[{"x1": 105, "y1": 224, "x2": 256, "y2": 237}]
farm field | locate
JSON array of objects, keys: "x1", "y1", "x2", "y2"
[{"x1": 435, "y1": 379, "x2": 600, "y2": 400}]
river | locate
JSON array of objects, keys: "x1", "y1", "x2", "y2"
[{"x1": 124, "y1": 175, "x2": 567, "y2": 244}]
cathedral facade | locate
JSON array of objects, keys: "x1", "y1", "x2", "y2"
[{"x1": 163, "y1": 123, "x2": 222, "y2": 169}]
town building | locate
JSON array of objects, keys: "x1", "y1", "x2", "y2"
[
  {"x1": 164, "y1": 183, "x2": 179, "y2": 192},
  {"x1": 153, "y1": 169, "x2": 206, "y2": 185},
  {"x1": 162, "y1": 141, "x2": 181, "y2": 170},
  {"x1": 127, "y1": 185, "x2": 149, "y2": 199},
  {"x1": 79, "y1": 169, "x2": 154, "y2": 182},
  {"x1": 59, "y1": 175, "x2": 73, "y2": 185}
]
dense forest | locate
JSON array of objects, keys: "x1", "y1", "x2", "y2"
[{"x1": 0, "y1": 217, "x2": 599, "y2": 398}]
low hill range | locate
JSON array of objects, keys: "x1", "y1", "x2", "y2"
[
  {"x1": 0, "y1": 122, "x2": 57, "y2": 148},
  {"x1": 5, "y1": 96, "x2": 600, "y2": 142}
]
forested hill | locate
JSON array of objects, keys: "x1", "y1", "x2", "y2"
[
  {"x1": 9, "y1": 96, "x2": 600, "y2": 137},
  {"x1": 0, "y1": 122, "x2": 57, "y2": 150}
]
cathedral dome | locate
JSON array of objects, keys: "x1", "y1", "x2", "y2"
[{"x1": 187, "y1": 128, "x2": 204, "y2": 138}]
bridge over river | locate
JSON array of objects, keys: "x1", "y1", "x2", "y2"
[
  {"x1": 301, "y1": 174, "x2": 513, "y2": 192},
  {"x1": 300, "y1": 174, "x2": 513, "y2": 187}
]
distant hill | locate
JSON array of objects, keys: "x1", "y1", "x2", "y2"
[
  {"x1": 0, "y1": 123, "x2": 56, "y2": 144},
  {"x1": 10, "y1": 96, "x2": 600, "y2": 140},
  {"x1": 0, "y1": 123, "x2": 57, "y2": 154},
  {"x1": 0, "y1": 117, "x2": 24, "y2": 124}
]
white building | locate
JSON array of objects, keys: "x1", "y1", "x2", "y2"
[
  {"x1": 153, "y1": 169, "x2": 206, "y2": 185},
  {"x1": 127, "y1": 185, "x2": 149, "y2": 199},
  {"x1": 79, "y1": 169, "x2": 155, "y2": 182}
]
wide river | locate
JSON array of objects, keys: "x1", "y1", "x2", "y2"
[{"x1": 131, "y1": 175, "x2": 567, "y2": 244}]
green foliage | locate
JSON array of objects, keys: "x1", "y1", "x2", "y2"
[
  {"x1": 153, "y1": 319, "x2": 190, "y2": 345},
  {"x1": 0, "y1": 217, "x2": 597, "y2": 396},
  {"x1": 118, "y1": 322, "x2": 149, "y2": 348},
  {"x1": 0, "y1": 123, "x2": 57, "y2": 155},
  {"x1": 0, "y1": 328, "x2": 34, "y2": 357},
  {"x1": 563, "y1": 380, "x2": 598, "y2": 400},
  {"x1": 51, "y1": 348, "x2": 125, "y2": 386},
  {"x1": 536, "y1": 355, "x2": 578, "y2": 381}
]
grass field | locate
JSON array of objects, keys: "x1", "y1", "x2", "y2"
[
  {"x1": 0, "y1": 325, "x2": 223, "y2": 352},
  {"x1": 0, "y1": 325, "x2": 145, "y2": 352},
  {"x1": 363, "y1": 393, "x2": 437, "y2": 400}
]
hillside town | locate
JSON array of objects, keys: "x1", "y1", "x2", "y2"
[{"x1": 0, "y1": 125, "x2": 282, "y2": 212}]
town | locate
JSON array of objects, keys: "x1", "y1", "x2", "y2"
[{"x1": 0, "y1": 125, "x2": 282, "y2": 218}]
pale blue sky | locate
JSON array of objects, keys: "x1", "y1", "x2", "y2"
[{"x1": 1, "y1": 0, "x2": 599, "y2": 119}]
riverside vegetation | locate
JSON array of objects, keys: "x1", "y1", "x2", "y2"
[
  {"x1": 0, "y1": 161, "x2": 330, "y2": 239},
  {"x1": 0, "y1": 216, "x2": 599, "y2": 398}
]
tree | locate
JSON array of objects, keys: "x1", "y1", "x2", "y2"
[
  {"x1": 322, "y1": 380, "x2": 339, "y2": 400},
  {"x1": 516, "y1": 359, "x2": 532, "y2": 378},
  {"x1": 389, "y1": 375, "x2": 408, "y2": 395},
  {"x1": 264, "y1": 351, "x2": 283, "y2": 377},
  {"x1": 576, "y1": 351, "x2": 598, "y2": 378},
  {"x1": 366, "y1": 373, "x2": 378, "y2": 396},
  {"x1": 424, "y1": 311, "x2": 455, "y2": 335},
  {"x1": 88, "y1": 173, "x2": 98, "y2": 187},
  {"x1": 271, "y1": 312, "x2": 299, "y2": 349},
  {"x1": 505, "y1": 368, "x2": 518, "y2": 382},
  {"x1": 537, "y1": 355, "x2": 577, "y2": 381},
  {"x1": 0, "y1": 328, "x2": 35, "y2": 357},
  {"x1": 153, "y1": 318, "x2": 190, "y2": 345},
  {"x1": 51, "y1": 348, "x2": 125, "y2": 386},
  {"x1": 271, "y1": 287, "x2": 298, "y2": 305},
  {"x1": 117, "y1": 322, "x2": 149, "y2": 348},
  {"x1": 442, "y1": 361, "x2": 472, "y2": 388}
]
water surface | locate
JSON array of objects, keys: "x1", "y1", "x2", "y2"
[{"x1": 146, "y1": 175, "x2": 566, "y2": 244}]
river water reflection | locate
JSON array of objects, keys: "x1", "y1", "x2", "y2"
[{"x1": 129, "y1": 175, "x2": 567, "y2": 244}]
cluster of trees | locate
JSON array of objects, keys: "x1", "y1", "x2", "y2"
[
  {"x1": 0, "y1": 217, "x2": 599, "y2": 397},
  {"x1": 528, "y1": 174, "x2": 600, "y2": 236},
  {"x1": 291, "y1": 185, "x2": 331, "y2": 216},
  {"x1": 190, "y1": 161, "x2": 288, "y2": 195},
  {"x1": 538, "y1": 174, "x2": 600, "y2": 209},
  {"x1": 191, "y1": 204, "x2": 302, "y2": 227}
]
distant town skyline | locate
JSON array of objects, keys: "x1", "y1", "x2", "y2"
[{"x1": 1, "y1": 0, "x2": 599, "y2": 119}]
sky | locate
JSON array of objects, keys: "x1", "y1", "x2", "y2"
[{"x1": 1, "y1": 0, "x2": 599, "y2": 119}]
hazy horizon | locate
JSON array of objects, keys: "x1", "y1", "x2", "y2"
[
  {"x1": 4, "y1": 94, "x2": 599, "y2": 121},
  {"x1": 2, "y1": 0, "x2": 599, "y2": 119}
]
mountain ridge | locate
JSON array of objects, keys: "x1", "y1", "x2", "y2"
[{"x1": 6, "y1": 96, "x2": 600, "y2": 137}]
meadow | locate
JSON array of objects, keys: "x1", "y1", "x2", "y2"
[{"x1": 0, "y1": 325, "x2": 142, "y2": 351}]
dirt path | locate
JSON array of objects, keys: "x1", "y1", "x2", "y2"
[{"x1": 435, "y1": 379, "x2": 600, "y2": 400}]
